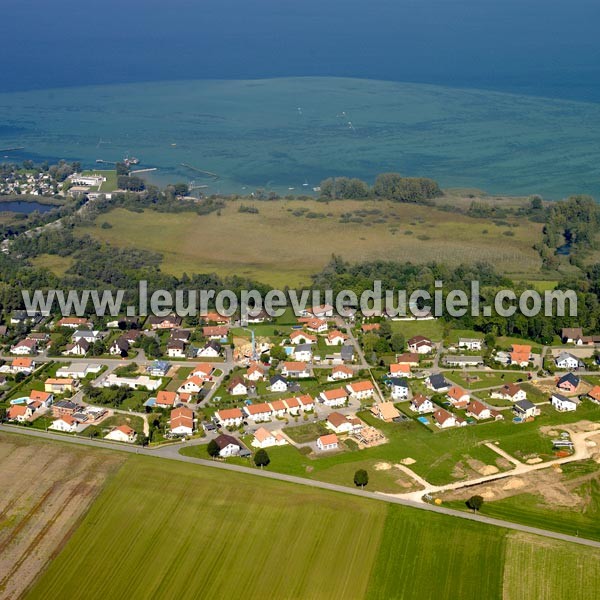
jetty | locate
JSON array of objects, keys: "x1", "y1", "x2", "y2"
[
  {"x1": 181, "y1": 163, "x2": 220, "y2": 180},
  {"x1": 0, "y1": 147, "x2": 24, "y2": 152},
  {"x1": 130, "y1": 168, "x2": 157, "y2": 174}
]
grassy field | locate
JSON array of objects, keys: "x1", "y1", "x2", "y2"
[
  {"x1": 24, "y1": 441, "x2": 600, "y2": 600},
  {"x1": 79, "y1": 200, "x2": 543, "y2": 286},
  {"x1": 30, "y1": 253, "x2": 74, "y2": 277},
  {"x1": 444, "y1": 370, "x2": 526, "y2": 390},
  {"x1": 389, "y1": 318, "x2": 445, "y2": 341}
]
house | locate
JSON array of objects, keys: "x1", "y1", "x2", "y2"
[
  {"x1": 105, "y1": 425, "x2": 137, "y2": 443},
  {"x1": 361, "y1": 323, "x2": 380, "y2": 333},
  {"x1": 148, "y1": 314, "x2": 182, "y2": 330},
  {"x1": 447, "y1": 386, "x2": 470, "y2": 408},
  {"x1": 305, "y1": 318, "x2": 328, "y2": 333},
  {"x1": 7, "y1": 404, "x2": 34, "y2": 422},
  {"x1": 11, "y1": 357, "x2": 34, "y2": 374},
  {"x1": 10, "y1": 339, "x2": 37, "y2": 355},
  {"x1": 28, "y1": 332, "x2": 49, "y2": 344},
  {"x1": 155, "y1": 390, "x2": 179, "y2": 409},
  {"x1": 178, "y1": 376, "x2": 204, "y2": 395},
  {"x1": 283, "y1": 396, "x2": 301, "y2": 415},
  {"x1": 62, "y1": 339, "x2": 90, "y2": 356},
  {"x1": 389, "y1": 377, "x2": 409, "y2": 400},
  {"x1": 316, "y1": 434, "x2": 339, "y2": 451},
  {"x1": 197, "y1": 341, "x2": 221, "y2": 358},
  {"x1": 433, "y1": 408, "x2": 456, "y2": 429},
  {"x1": 57, "y1": 317, "x2": 93, "y2": 329},
  {"x1": 281, "y1": 361, "x2": 310, "y2": 378},
  {"x1": 227, "y1": 377, "x2": 249, "y2": 396},
  {"x1": 170, "y1": 407, "x2": 194, "y2": 436},
  {"x1": 491, "y1": 383, "x2": 526, "y2": 403},
  {"x1": 587, "y1": 385, "x2": 600, "y2": 404},
  {"x1": 410, "y1": 394, "x2": 435, "y2": 414},
  {"x1": 556, "y1": 372, "x2": 580, "y2": 393},
  {"x1": 49, "y1": 414, "x2": 86, "y2": 433},
  {"x1": 252, "y1": 427, "x2": 287, "y2": 449},
  {"x1": 329, "y1": 365, "x2": 354, "y2": 381},
  {"x1": 297, "y1": 394, "x2": 315, "y2": 411},
  {"x1": 326, "y1": 330, "x2": 347, "y2": 346},
  {"x1": 169, "y1": 329, "x2": 192, "y2": 343},
  {"x1": 466, "y1": 400, "x2": 492, "y2": 420},
  {"x1": 577, "y1": 335, "x2": 600, "y2": 346},
  {"x1": 326, "y1": 412, "x2": 361, "y2": 434},
  {"x1": 293, "y1": 343, "x2": 313, "y2": 362},
  {"x1": 425, "y1": 373, "x2": 449, "y2": 393},
  {"x1": 443, "y1": 356, "x2": 484, "y2": 368},
  {"x1": 268, "y1": 399, "x2": 288, "y2": 418},
  {"x1": 191, "y1": 363, "x2": 214, "y2": 381},
  {"x1": 370, "y1": 401, "x2": 401, "y2": 422},
  {"x1": 55, "y1": 363, "x2": 101, "y2": 379},
  {"x1": 458, "y1": 338, "x2": 483, "y2": 351},
  {"x1": 52, "y1": 400, "x2": 81, "y2": 417},
  {"x1": 109, "y1": 337, "x2": 130, "y2": 356},
  {"x1": 213, "y1": 434, "x2": 245, "y2": 457},
  {"x1": 269, "y1": 375, "x2": 288, "y2": 393},
  {"x1": 555, "y1": 352, "x2": 581, "y2": 370},
  {"x1": 203, "y1": 325, "x2": 229, "y2": 340},
  {"x1": 244, "y1": 402, "x2": 273, "y2": 422},
  {"x1": 407, "y1": 335, "x2": 434, "y2": 354},
  {"x1": 320, "y1": 387, "x2": 349, "y2": 407},
  {"x1": 347, "y1": 379, "x2": 375, "y2": 400},
  {"x1": 396, "y1": 352, "x2": 420, "y2": 367},
  {"x1": 245, "y1": 362, "x2": 266, "y2": 382},
  {"x1": 510, "y1": 345, "x2": 531, "y2": 367},
  {"x1": 103, "y1": 374, "x2": 162, "y2": 391},
  {"x1": 551, "y1": 392, "x2": 580, "y2": 412},
  {"x1": 72, "y1": 330, "x2": 101, "y2": 344},
  {"x1": 513, "y1": 399, "x2": 540, "y2": 419},
  {"x1": 561, "y1": 328, "x2": 584, "y2": 344},
  {"x1": 389, "y1": 363, "x2": 411, "y2": 378},
  {"x1": 289, "y1": 330, "x2": 316, "y2": 345},
  {"x1": 166, "y1": 339, "x2": 187, "y2": 358},
  {"x1": 146, "y1": 360, "x2": 170, "y2": 377},
  {"x1": 340, "y1": 344, "x2": 355, "y2": 363},
  {"x1": 310, "y1": 304, "x2": 334, "y2": 318},
  {"x1": 215, "y1": 408, "x2": 244, "y2": 428},
  {"x1": 29, "y1": 389, "x2": 53, "y2": 407}
]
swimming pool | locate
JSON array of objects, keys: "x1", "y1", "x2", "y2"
[
  {"x1": 417, "y1": 416, "x2": 430, "y2": 425},
  {"x1": 10, "y1": 397, "x2": 29, "y2": 405}
]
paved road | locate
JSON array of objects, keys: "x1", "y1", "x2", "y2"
[{"x1": 2, "y1": 424, "x2": 599, "y2": 549}]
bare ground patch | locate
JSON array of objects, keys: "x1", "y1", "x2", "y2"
[{"x1": 0, "y1": 433, "x2": 124, "y2": 599}]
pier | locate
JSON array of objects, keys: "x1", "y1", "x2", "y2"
[{"x1": 181, "y1": 163, "x2": 220, "y2": 180}]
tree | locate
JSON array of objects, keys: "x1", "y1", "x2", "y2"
[
  {"x1": 390, "y1": 332, "x2": 405, "y2": 352},
  {"x1": 354, "y1": 469, "x2": 369, "y2": 488},
  {"x1": 254, "y1": 449, "x2": 270, "y2": 468},
  {"x1": 466, "y1": 495, "x2": 484, "y2": 512},
  {"x1": 207, "y1": 439, "x2": 220, "y2": 458},
  {"x1": 269, "y1": 345, "x2": 287, "y2": 361}
]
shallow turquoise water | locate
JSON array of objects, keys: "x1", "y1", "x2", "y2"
[{"x1": 1, "y1": 77, "x2": 600, "y2": 198}]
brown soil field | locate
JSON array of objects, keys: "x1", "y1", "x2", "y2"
[{"x1": 0, "y1": 433, "x2": 124, "y2": 599}]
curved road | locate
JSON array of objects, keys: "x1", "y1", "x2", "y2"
[{"x1": 1, "y1": 424, "x2": 599, "y2": 549}]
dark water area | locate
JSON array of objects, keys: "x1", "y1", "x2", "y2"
[
  {"x1": 0, "y1": 201, "x2": 56, "y2": 214},
  {"x1": 2, "y1": 0, "x2": 600, "y2": 104}
]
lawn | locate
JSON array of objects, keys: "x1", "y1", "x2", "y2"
[
  {"x1": 31, "y1": 253, "x2": 74, "y2": 277},
  {"x1": 390, "y1": 319, "x2": 445, "y2": 341},
  {"x1": 82, "y1": 169, "x2": 117, "y2": 192},
  {"x1": 78, "y1": 200, "x2": 543, "y2": 286},
  {"x1": 444, "y1": 370, "x2": 526, "y2": 390}
]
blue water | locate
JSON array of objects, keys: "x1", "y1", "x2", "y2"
[
  {"x1": 2, "y1": 0, "x2": 600, "y2": 103},
  {"x1": 0, "y1": 201, "x2": 56, "y2": 214}
]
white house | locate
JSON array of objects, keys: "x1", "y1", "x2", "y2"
[
  {"x1": 269, "y1": 375, "x2": 288, "y2": 393},
  {"x1": 170, "y1": 407, "x2": 194, "y2": 436},
  {"x1": 62, "y1": 341, "x2": 89, "y2": 356},
  {"x1": 320, "y1": 388, "x2": 349, "y2": 407},
  {"x1": 227, "y1": 378, "x2": 248, "y2": 396},
  {"x1": 407, "y1": 335, "x2": 434, "y2": 354},
  {"x1": 513, "y1": 399, "x2": 540, "y2": 419},
  {"x1": 555, "y1": 352, "x2": 580, "y2": 370},
  {"x1": 305, "y1": 318, "x2": 328, "y2": 333},
  {"x1": 297, "y1": 394, "x2": 315, "y2": 412},
  {"x1": 72, "y1": 330, "x2": 101, "y2": 343},
  {"x1": 316, "y1": 434, "x2": 339, "y2": 451},
  {"x1": 105, "y1": 425, "x2": 137, "y2": 443},
  {"x1": 10, "y1": 339, "x2": 37, "y2": 355},
  {"x1": 103, "y1": 374, "x2": 161, "y2": 391},
  {"x1": 433, "y1": 409, "x2": 456, "y2": 429},
  {"x1": 410, "y1": 394, "x2": 434, "y2": 414},
  {"x1": 326, "y1": 330, "x2": 347, "y2": 346},
  {"x1": 293, "y1": 344, "x2": 313, "y2": 362},
  {"x1": 326, "y1": 412, "x2": 361, "y2": 434},
  {"x1": 346, "y1": 380, "x2": 375, "y2": 400},
  {"x1": 252, "y1": 427, "x2": 287, "y2": 449},
  {"x1": 56, "y1": 363, "x2": 101, "y2": 379},
  {"x1": 465, "y1": 400, "x2": 492, "y2": 420},
  {"x1": 329, "y1": 365, "x2": 354, "y2": 381},
  {"x1": 215, "y1": 408, "x2": 244, "y2": 428},
  {"x1": 491, "y1": 383, "x2": 526, "y2": 403},
  {"x1": 281, "y1": 362, "x2": 311, "y2": 378},
  {"x1": 178, "y1": 376, "x2": 204, "y2": 394},
  {"x1": 551, "y1": 393, "x2": 579, "y2": 412},
  {"x1": 389, "y1": 378, "x2": 409, "y2": 400},
  {"x1": 243, "y1": 403, "x2": 273, "y2": 423},
  {"x1": 458, "y1": 338, "x2": 483, "y2": 351},
  {"x1": 167, "y1": 341, "x2": 186, "y2": 358},
  {"x1": 7, "y1": 404, "x2": 34, "y2": 422},
  {"x1": 289, "y1": 330, "x2": 316, "y2": 345},
  {"x1": 49, "y1": 415, "x2": 85, "y2": 433},
  {"x1": 214, "y1": 434, "x2": 244, "y2": 457}
]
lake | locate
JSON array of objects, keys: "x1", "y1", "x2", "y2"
[
  {"x1": 1, "y1": 77, "x2": 600, "y2": 198},
  {"x1": 0, "y1": 200, "x2": 56, "y2": 214}
]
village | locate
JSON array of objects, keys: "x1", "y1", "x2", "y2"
[{"x1": 1, "y1": 306, "x2": 600, "y2": 495}]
